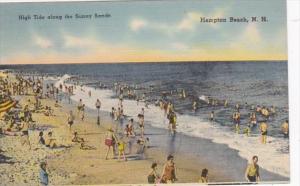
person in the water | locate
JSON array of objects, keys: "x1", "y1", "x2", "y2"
[
  {"x1": 259, "y1": 121, "x2": 268, "y2": 144},
  {"x1": 281, "y1": 120, "x2": 289, "y2": 138}
]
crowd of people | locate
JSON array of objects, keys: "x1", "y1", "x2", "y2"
[{"x1": 0, "y1": 72, "x2": 288, "y2": 185}]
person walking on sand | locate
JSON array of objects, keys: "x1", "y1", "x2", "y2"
[
  {"x1": 105, "y1": 127, "x2": 117, "y2": 160},
  {"x1": 148, "y1": 163, "x2": 160, "y2": 184},
  {"x1": 245, "y1": 156, "x2": 260, "y2": 182},
  {"x1": 199, "y1": 168, "x2": 208, "y2": 183},
  {"x1": 281, "y1": 120, "x2": 289, "y2": 138},
  {"x1": 77, "y1": 99, "x2": 83, "y2": 116},
  {"x1": 81, "y1": 104, "x2": 85, "y2": 121},
  {"x1": 67, "y1": 110, "x2": 75, "y2": 131},
  {"x1": 161, "y1": 155, "x2": 177, "y2": 183},
  {"x1": 95, "y1": 99, "x2": 101, "y2": 125},
  {"x1": 39, "y1": 162, "x2": 49, "y2": 186},
  {"x1": 259, "y1": 121, "x2": 268, "y2": 144}
]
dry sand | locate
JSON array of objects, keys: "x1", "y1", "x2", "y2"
[{"x1": 0, "y1": 94, "x2": 212, "y2": 185}]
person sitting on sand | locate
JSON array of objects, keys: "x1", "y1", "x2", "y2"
[
  {"x1": 161, "y1": 155, "x2": 177, "y2": 183},
  {"x1": 54, "y1": 100, "x2": 61, "y2": 108},
  {"x1": 281, "y1": 120, "x2": 289, "y2": 138},
  {"x1": 80, "y1": 142, "x2": 96, "y2": 150},
  {"x1": 259, "y1": 122, "x2": 268, "y2": 144},
  {"x1": 72, "y1": 132, "x2": 85, "y2": 143},
  {"x1": 45, "y1": 132, "x2": 57, "y2": 148},
  {"x1": 148, "y1": 162, "x2": 160, "y2": 184},
  {"x1": 105, "y1": 127, "x2": 117, "y2": 160},
  {"x1": 245, "y1": 155, "x2": 260, "y2": 182},
  {"x1": 199, "y1": 168, "x2": 209, "y2": 183},
  {"x1": 39, "y1": 131, "x2": 45, "y2": 145}
]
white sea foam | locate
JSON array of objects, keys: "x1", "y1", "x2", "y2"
[{"x1": 55, "y1": 75, "x2": 289, "y2": 178}]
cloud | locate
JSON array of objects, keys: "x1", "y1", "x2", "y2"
[
  {"x1": 229, "y1": 23, "x2": 262, "y2": 49},
  {"x1": 177, "y1": 12, "x2": 202, "y2": 31},
  {"x1": 33, "y1": 35, "x2": 53, "y2": 48},
  {"x1": 171, "y1": 42, "x2": 189, "y2": 50},
  {"x1": 130, "y1": 19, "x2": 147, "y2": 32},
  {"x1": 129, "y1": 8, "x2": 227, "y2": 36},
  {"x1": 63, "y1": 34, "x2": 99, "y2": 49}
]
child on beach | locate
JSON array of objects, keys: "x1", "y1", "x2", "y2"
[
  {"x1": 117, "y1": 138, "x2": 127, "y2": 161},
  {"x1": 148, "y1": 163, "x2": 160, "y2": 184}
]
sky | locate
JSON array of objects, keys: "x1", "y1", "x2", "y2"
[{"x1": 0, "y1": 0, "x2": 287, "y2": 64}]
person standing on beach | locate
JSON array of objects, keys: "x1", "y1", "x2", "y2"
[
  {"x1": 259, "y1": 122, "x2": 268, "y2": 144},
  {"x1": 81, "y1": 104, "x2": 85, "y2": 121},
  {"x1": 20, "y1": 118, "x2": 31, "y2": 150},
  {"x1": 67, "y1": 110, "x2": 75, "y2": 131},
  {"x1": 105, "y1": 127, "x2": 117, "y2": 160},
  {"x1": 39, "y1": 162, "x2": 49, "y2": 186},
  {"x1": 161, "y1": 155, "x2": 177, "y2": 183},
  {"x1": 138, "y1": 114, "x2": 145, "y2": 137},
  {"x1": 95, "y1": 99, "x2": 101, "y2": 125},
  {"x1": 245, "y1": 156, "x2": 260, "y2": 182},
  {"x1": 199, "y1": 168, "x2": 208, "y2": 183},
  {"x1": 77, "y1": 99, "x2": 83, "y2": 116}
]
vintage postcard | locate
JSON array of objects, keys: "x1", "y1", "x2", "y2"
[{"x1": 0, "y1": 0, "x2": 289, "y2": 185}]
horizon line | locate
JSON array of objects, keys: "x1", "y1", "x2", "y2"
[{"x1": 0, "y1": 59, "x2": 288, "y2": 66}]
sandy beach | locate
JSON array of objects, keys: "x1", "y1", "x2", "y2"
[
  {"x1": 0, "y1": 69, "x2": 289, "y2": 185},
  {"x1": 0, "y1": 80, "x2": 208, "y2": 185}
]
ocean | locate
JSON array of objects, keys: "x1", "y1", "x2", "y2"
[{"x1": 1, "y1": 61, "x2": 289, "y2": 178}]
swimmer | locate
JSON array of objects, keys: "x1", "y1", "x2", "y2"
[{"x1": 259, "y1": 122, "x2": 268, "y2": 144}]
